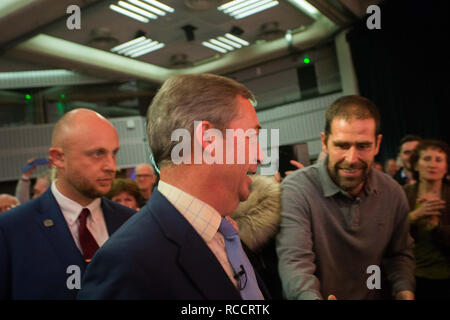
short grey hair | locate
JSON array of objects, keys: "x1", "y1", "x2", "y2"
[{"x1": 147, "y1": 73, "x2": 255, "y2": 169}]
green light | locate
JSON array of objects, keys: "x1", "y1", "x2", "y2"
[
  {"x1": 303, "y1": 56, "x2": 310, "y2": 64},
  {"x1": 57, "y1": 101, "x2": 65, "y2": 115},
  {"x1": 25, "y1": 94, "x2": 31, "y2": 100},
  {"x1": 60, "y1": 94, "x2": 66, "y2": 99}
]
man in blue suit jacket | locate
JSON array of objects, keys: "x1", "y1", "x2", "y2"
[
  {"x1": 78, "y1": 74, "x2": 270, "y2": 299},
  {"x1": 0, "y1": 109, "x2": 135, "y2": 299}
]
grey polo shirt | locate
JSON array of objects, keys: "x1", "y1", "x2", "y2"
[{"x1": 276, "y1": 158, "x2": 415, "y2": 300}]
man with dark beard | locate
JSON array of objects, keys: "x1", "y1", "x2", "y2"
[
  {"x1": 276, "y1": 95, "x2": 415, "y2": 300},
  {"x1": 0, "y1": 109, "x2": 135, "y2": 299}
]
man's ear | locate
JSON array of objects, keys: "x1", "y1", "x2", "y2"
[
  {"x1": 49, "y1": 147, "x2": 64, "y2": 169},
  {"x1": 374, "y1": 134, "x2": 383, "y2": 155},
  {"x1": 193, "y1": 120, "x2": 216, "y2": 150},
  {"x1": 192, "y1": 121, "x2": 215, "y2": 163},
  {"x1": 320, "y1": 132, "x2": 328, "y2": 154}
]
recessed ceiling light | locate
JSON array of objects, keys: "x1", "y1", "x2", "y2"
[
  {"x1": 218, "y1": 0, "x2": 279, "y2": 19},
  {"x1": 287, "y1": 0, "x2": 319, "y2": 17},
  {"x1": 109, "y1": 0, "x2": 174, "y2": 23},
  {"x1": 141, "y1": 0, "x2": 174, "y2": 13},
  {"x1": 128, "y1": 0, "x2": 166, "y2": 16},
  {"x1": 111, "y1": 36, "x2": 164, "y2": 58},
  {"x1": 118, "y1": 1, "x2": 158, "y2": 19},
  {"x1": 130, "y1": 43, "x2": 165, "y2": 58},
  {"x1": 202, "y1": 33, "x2": 249, "y2": 53},
  {"x1": 109, "y1": 4, "x2": 150, "y2": 23},
  {"x1": 111, "y1": 36, "x2": 147, "y2": 52}
]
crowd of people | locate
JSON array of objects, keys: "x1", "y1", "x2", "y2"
[{"x1": 0, "y1": 73, "x2": 448, "y2": 300}]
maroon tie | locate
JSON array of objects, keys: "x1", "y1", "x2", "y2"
[{"x1": 78, "y1": 208, "x2": 99, "y2": 262}]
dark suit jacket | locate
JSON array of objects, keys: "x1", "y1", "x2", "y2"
[
  {"x1": 78, "y1": 189, "x2": 270, "y2": 300},
  {"x1": 0, "y1": 188, "x2": 135, "y2": 300}
]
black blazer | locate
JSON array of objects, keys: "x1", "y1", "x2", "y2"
[
  {"x1": 78, "y1": 189, "x2": 270, "y2": 300},
  {"x1": 0, "y1": 188, "x2": 135, "y2": 300}
]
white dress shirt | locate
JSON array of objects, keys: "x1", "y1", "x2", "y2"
[
  {"x1": 51, "y1": 181, "x2": 109, "y2": 253},
  {"x1": 158, "y1": 180, "x2": 239, "y2": 289}
]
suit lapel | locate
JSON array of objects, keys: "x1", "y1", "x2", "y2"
[
  {"x1": 34, "y1": 189, "x2": 86, "y2": 270},
  {"x1": 150, "y1": 190, "x2": 241, "y2": 300},
  {"x1": 102, "y1": 198, "x2": 120, "y2": 235},
  {"x1": 177, "y1": 231, "x2": 241, "y2": 300}
]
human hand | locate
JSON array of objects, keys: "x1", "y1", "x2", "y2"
[
  {"x1": 23, "y1": 158, "x2": 37, "y2": 178},
  {"x1": 285, "y1": 160, "x2": 305, "y2": 176},
  {"x1": 419, "y1": 193, "x2": 445, "y2": 229},
  {"x1": 409, "y1": 195, "x2": 445, "y2": 224},
  {"x1": 290, "y1": 160, "x2": 304, "y2": 169}
]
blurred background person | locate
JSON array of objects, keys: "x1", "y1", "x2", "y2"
[
  {"x1": 0, "y1": 194, "x2": 20, "y2": 213},
  {"x1": 373, "y1": 162, "x2": 384, "y2": 172},
  {"x1": 385, "y1": 158, "x2": 399, "y2": 177},
  {"x1": 134, "y1": 163, "x2": 157, "y2": 205},
  {"x1": 403, "y1": 139, "x2": 450, "y2": 299},
  {"x1": 394, "y1": 135, "x2": 422, "y2": 186},
  {"x1": 15, "y1": 158, "x2": 53, "y2": 203},
  {"x1": 106, "y1": 178, "x2": 142, "y2": 211}
]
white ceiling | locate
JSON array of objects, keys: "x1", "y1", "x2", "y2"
[{"x1": 0, "y1": 0, "x2": 381, "y2": 85}]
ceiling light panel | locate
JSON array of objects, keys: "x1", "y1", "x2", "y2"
[
  {"x1": 111, "y1": 37, "x2": 165, "y2": 58},
  {"x1": 202, "y1": 34, "x2": 249, "y2": 53},
  {"x1": 109, "y1": 0, "x2": 174, "y2": 23},
  {"x1": 218, "y1": 0, "x2": 279, "y2": 19},
  {"x1": 288, "y1": 0, "x2": 319, "y2": 16}
]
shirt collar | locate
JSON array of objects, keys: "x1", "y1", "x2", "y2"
[
  {"x1": 318, "y1": 156, "x2": 379, "y2": 198},
  {"x1": 158, "y1": 180, "x2": 221, "y2": 243},
  {"x1": 51, "y1": 181, "x2": 102, "y2": 225},
  {"x1": 317, "y1": 157, "x2": 341, "y2": 197}
]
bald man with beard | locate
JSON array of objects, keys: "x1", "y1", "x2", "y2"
[{"x1": 0, "y1": 109, "x2": 135, "y2": 300}]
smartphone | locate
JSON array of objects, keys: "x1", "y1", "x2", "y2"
[{"x1": 21, "y1": 158, "x2": 49, "y2": 173}]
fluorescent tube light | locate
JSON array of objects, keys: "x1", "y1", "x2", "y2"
[
  {"x1": 225, "y1": 33, "x2": 249, "y2": 46},
  {"x1": 229, "y1": 0, "x2": 273, "y2": 16},
  {"x1": 118, "y1": 1, "x2": 157, "y2": 19},
  {"x1": 128, "y1": 0, "x2": 166, "y2": 16},
  {"x1": 131, "y1": 43, "x2": 165, "y2": 57},
  {"x1": 109, "y1": 4, "x2": 149, "y2": 23},
  {"x1": 111, "y1": 36, "x2": 147, "y2": 52},
  {"x1": 120, "y1": 39, "x2": 154, "y2": 55},
  {"x1": 223, "y1": 0, "x2": 265, "y2": 14},
  {"x1": 217, "y1": 36, "x2": 242, "y2": 48},
  {"x1": 234, "y1": 1, "x2": 278, "y2": 19},
  {"x1": 124, "y1": 41, "x2": 158, "y2": 56},
  {"x1": 202, "y1": 41, "x2": 227, "y2": 53},
  {"x1": 290, "y1": 0, "x2": 318, "y2": 15},
  {"x1": 142, "y1": 0, "x2": 174, "y2": 13},
  {"x1": 210, "y1": 39, "x2": 234, "y2": 51},
  {"x1": 218, "y1": 0, "x2": 248, "y2": 11}
]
